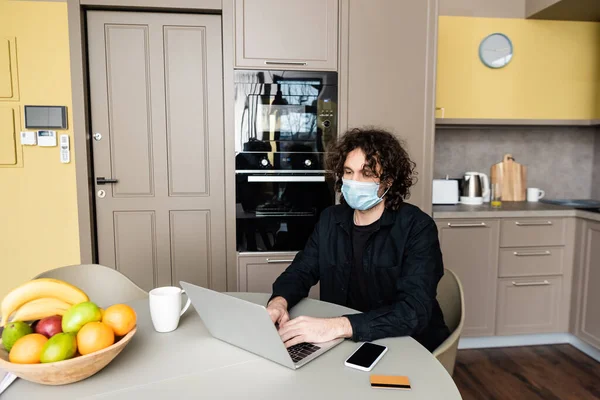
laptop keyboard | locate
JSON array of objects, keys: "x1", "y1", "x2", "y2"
[{"x1": 287, "y1": 342, "x2": 321, "y2": 364}]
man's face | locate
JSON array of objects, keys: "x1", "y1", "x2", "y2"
[{"x1": 343, "y1": 148, "x2": 380, "y2": 184}]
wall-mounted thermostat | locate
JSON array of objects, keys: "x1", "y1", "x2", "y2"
[
  {"x1": 37, "y1": 130, "x2": 57, "y2": 147},
  {"x1": 20, "y1": 131, "x2": 37, "y2": 145}
]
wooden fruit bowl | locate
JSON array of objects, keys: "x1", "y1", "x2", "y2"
[{"x1": 0, "y1": 326, "x2": 136, "y2": 386}]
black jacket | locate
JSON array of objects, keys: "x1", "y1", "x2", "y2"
[{"x1": 271, "y1": 203, "x2": 450, "y2": 352}]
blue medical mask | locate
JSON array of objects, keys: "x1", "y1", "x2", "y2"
[{"x1": 341, "y1": 178, "x2": 390, "y2": 211}]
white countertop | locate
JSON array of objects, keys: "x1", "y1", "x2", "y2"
[{"x1": 433, "y1": 202, "x2": 600, "y2": 222}]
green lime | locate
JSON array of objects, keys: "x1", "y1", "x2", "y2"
[{"x1": 2, "y1": 321, "x2": 33, "y2": 352}]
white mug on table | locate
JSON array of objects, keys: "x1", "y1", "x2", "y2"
[
  {"x1": 527, "y1": 188, "x2": 545, "y2": 202},
  {"x1": 149, "y1": 286, "x2": 191, "y2": 333}
]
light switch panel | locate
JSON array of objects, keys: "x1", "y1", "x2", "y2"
[{"x1": 20, "y1": 131, "x2": 36, "y2": 145}]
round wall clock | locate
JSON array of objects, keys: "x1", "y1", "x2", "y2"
[{"x1": 479, "y1": 33, "x2": 513, "y2": 69}]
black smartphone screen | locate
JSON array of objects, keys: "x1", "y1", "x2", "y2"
[{"x1": 346, "y1": 342, "x2": 387, "y2": 368}]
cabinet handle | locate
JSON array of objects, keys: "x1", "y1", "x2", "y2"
[
  {"x1": 264, "y1": 61, "x2": 307, "y2": 66},
  {"x1": 511, "y1": 280, "x2": 550, "y2": 287},
  {"x1": 435, "y1": 107, "x2": 445, "y2": 119},
  {"x1": 266, "y1": 259, "x2": 294, "y2": 264},
  {"x1": 515, "y1": 221, "x2": 553, "y2": 226},
  {"x1": 447, "y1": 222, "x2": 487, "y2": 228},
  {"x1": 513, "y1": 251, "x2": 551, "y2": 257}
]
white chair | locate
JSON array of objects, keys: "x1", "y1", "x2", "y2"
[
  {"x1": 34, "y1": 264, "x2": 148, "y2": 308},
  {"x1": 433, "y1": 268, "x2": 465, "y2": 376}
]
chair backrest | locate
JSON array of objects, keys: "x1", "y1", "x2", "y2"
[
  {"x1": 436, "y1": 268, "x2": 464, "y2": 332},
  {"x1": 34, "y1": 264, "x2": 148, "y2": 308}
]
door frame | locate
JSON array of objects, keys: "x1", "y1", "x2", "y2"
[{"x1": 67, "y1": 0, "x2": 239, "y2": 290}]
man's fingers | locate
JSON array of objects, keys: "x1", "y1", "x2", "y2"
[
  {"x1": 279, "y1": 327, "x2": 303, "y2": 343},
  {"x1": 284, "y1": 335, "x2": 306, "y2": 348},
  {"x1": 267, "y1": 308, "x2": 279, "y2": 324},
  {"x1": 278, "y1": 312, "x2": 290, "y2": 326},
  {"x1": 281, "y1": 316, "x2": 303, "y2": 328}
]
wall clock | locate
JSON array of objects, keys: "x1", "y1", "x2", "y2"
[{"x1": 479, "y1": 33, "x2": 513, "y2": 69}]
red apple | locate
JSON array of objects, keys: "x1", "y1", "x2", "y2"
[{"x1": 35, "y1": 315, "x2": 63, "y2": 338}]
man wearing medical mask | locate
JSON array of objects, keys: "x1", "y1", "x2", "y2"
[{"x1": 267, "y1": 128, "x2": 450, "y2": 352}]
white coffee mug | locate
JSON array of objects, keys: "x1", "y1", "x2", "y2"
[
  {"x1": 149, "y1": 286, "x2": 191, "y2": 333},
  {"x1": 527, "y1": 188, "x2": 545, "y2": 202}
]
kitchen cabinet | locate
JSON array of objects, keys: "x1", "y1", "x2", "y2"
[
  {"x1": 575, "y1": 221, "x2": 600, "y2": 349},
  {"x1": 238, "y1": 253, "x2": 320, "y2": 299},
  {"x1": 435, "y1": 16, "x2": 600, "y2": 122},
  {"x1": 436, "y1": 220, "x2": 500, "y2": 336},
  {"x1": 234, "y1": 0, "x2": 338, "y2": 70},
  {"x1": 339, "y1": 0, "x2": 437, "y2": 213},
  {"x1": 500, "y1": 218, "x2": 566, "y2": 248},
  {"x1": 496, "y1": 276, "x2": 562, "y2": 335}
]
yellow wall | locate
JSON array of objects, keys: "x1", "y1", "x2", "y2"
[
  {"x1": 436, "y1": 16, "x2": 600, "y2": 120},
  {"x1": 0, "y1": 1, "x2": 80, "y2": 298}
]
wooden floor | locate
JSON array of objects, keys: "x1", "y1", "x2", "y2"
[{"x1": 453, "y1": 345, "x2": 600, "y2": 400}]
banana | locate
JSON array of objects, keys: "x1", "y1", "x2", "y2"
[
  {"x1": 9, "y1": 297, "x2": 72, "y2": 322},
  {"x1": 0, "y1": 279, "x2": 88, "y2": 326}
]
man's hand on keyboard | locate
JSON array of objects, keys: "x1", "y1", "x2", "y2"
[
  {"x1": 278, "y1": 316, "x2": 352, "y2": 348},
  {"x1": 266, "y1": 296, "x2": 290, "y2": 327}
]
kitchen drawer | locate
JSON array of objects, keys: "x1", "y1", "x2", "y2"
[
  {"x1": 496, "y1": 276, "x2": 562, "y2": 335},
  {"x1": 500, "y1": 218, "x2": 566, "y2": 247},
  {"x1": 238, "y1": 253, "x2": 319, "y2": 299},
  {"x1": 499, "y1": 247, "x2": 564, "y2": 277}
]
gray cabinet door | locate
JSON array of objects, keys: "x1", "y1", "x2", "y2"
[
  {"x1": 436, "y1": 220, "x2": 500, "y2": 337},
  {"x1": 496, "y1": 276, "x2": 562, "y2": 335},
  {"x1": 88, "y1": 11, "x2": 226, "y2": 292},
  {"x1": 238, "y1": 253, "x2": 319, "y2": 299},
  {"x1": 578, "y1": 221, "x2": 600, "y2": 349},
  {"x1": 339, "y1": 0, "x2": 437, "y2": 213},
  {"x1": 235, "y1": 0, "x2": 338, "y2": 70}
]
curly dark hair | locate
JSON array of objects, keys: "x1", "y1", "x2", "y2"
[{"x1": 326, "y1": 127, "x2": 417, "y2": 210}]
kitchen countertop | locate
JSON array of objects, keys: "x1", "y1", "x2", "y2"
[{"x1": 433, "y1": 202, "x2": 600, "y2": 222}]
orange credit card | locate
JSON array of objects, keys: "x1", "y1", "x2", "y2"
[{"x1": 370, "y1": 375, "x2": 411, "y2": 390}]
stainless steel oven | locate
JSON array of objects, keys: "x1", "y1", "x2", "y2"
[{"x1": 235, "y1": 70, "x2": 338, "y2": 252}]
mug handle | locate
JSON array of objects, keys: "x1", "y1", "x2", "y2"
[
  {"x1": 180, "y1": 289, "x2": 191, "y2": 316},
  {"x1": 538, "y1": 190, "x2": 545, "y2": 199}
]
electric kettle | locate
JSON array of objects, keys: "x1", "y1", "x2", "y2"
[{"x1": 460, "y1": 172, "x2": 490, "y2": 205}]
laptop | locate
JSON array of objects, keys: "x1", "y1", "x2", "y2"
[{"x1": 180, "y1": 281, "x2": 344, "y2": 370}]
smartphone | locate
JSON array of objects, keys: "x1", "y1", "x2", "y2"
[{"x1": 344, "y1": 342, "x2": 388, "y2": 371}]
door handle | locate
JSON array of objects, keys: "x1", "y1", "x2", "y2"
[
  {"x1": 513, "y1": 251, "x2": 551, "y2": 257},
  {"x1": 264, "y1": 61, "x2": 307, "y2": 66},
  {"x1": 266, "y1": 259, "x2": 295, "y2": 264},
  {"x1": 447, "y1": 222, "x2": 487, "y2": 228},
  {"x1": 515, "y1": 221, "x2": 553, "y2": 226},
  {"x1": 511, "y1": 280, "x2": 550, "y2": 287},
  {"x1": 96, "y1": 177, "x2": 119, "y2": 185}
]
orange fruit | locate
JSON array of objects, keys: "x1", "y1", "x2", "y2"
[
  {"x1": 9, "y1": 333, "x2": 48, "y2": 364},
  {"x1": 102, "y1": 304, "x2": 136, "y2": 336},
  {"x1": 76, "y1": 322, "x2": 114, "y2": 355}
]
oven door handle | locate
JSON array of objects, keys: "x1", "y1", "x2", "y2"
[{"x1": 247, "y1": 176, "x2": 325, "y2": 183}]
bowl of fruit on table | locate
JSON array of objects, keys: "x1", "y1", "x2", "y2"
[{"x1": 0, "y1": 278, "x2": 137, "y2": 385}]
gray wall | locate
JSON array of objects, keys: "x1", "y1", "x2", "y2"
[
  {"x1": 594, "y1": 129, "x2": 600, "y2": 199},
  {"x1": 434, "y1": 126, "x2": 598, "y2": 199},
  {"x1": 440, "y1": 0, "x2": 525, "y2": 18}
]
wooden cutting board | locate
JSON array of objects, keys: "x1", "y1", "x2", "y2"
[{"x1": 490, "y1": 154, "x2": 527, "y2": 201}]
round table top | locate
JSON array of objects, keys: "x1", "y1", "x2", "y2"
[{"x1": 1, "y1": 293, "x2": 461, "y2": 399}]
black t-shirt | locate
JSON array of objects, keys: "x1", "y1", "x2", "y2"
[{"x1": 347, "y1": 218, "x2": 381, "y2": 312}]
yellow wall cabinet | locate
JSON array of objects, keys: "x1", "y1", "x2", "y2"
[
  {"x1": 0, "y1": 2, "x2": 80, "y2": 298},
  {"x1": 436, "y1": 16, "x2": 600, "y2": 121}
]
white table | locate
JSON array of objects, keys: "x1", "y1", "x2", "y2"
[{"x1": 1, "y1": 293, "x2": 462, "y2": 399}]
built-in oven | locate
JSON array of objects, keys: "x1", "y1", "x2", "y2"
[{"x1": 235, "y1": 70, "x2": 338, "y2": 252}]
